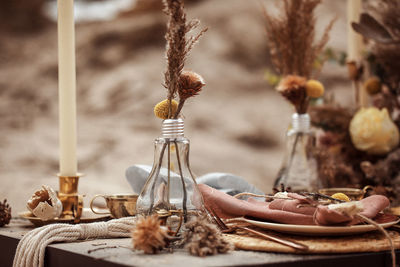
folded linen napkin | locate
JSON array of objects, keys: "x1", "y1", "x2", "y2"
[
  {"x1": 125, "y1": 164, "x2": 264, "y2": 196},
  {"x1": 199, "y1": 184, "x2": 390, "y2": 226}
]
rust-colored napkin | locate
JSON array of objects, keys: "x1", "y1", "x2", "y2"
[{"x1": 198, "y1": 184, "x2": 390, "y2": 225}]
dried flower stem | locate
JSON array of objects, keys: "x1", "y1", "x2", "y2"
[
  {"x1": 174, "y1": 99, "x2": 186, "y2": 119},
  {"x1": 167, "y1": 142, "x2": 171, "y2": 202},
  {"x1": 287, "y1": 133, "x2": 302, "y2": 175},
  {"x1": 149, "y1": 143, "x2": 168, "y2": 213},
  {"x1": 353, "y1": 80, "x2": 360, "y2": 108},
  {"x1": 164, "y1": 0, "x2": 186, "y2": 111},
  {"x1": 174, "y1": 140, "x2": 188, "y2": 220}
]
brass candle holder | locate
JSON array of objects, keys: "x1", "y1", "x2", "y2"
[{"x1": 58, "y1": 173, "x2": 84, "y2": 222}]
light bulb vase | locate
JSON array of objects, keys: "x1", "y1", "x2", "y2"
[
  {"x1": 274, "y1": 113, "x2": 319, "y2": 192},
  {"x1": 136, "y1": 118, "x2": 205, "y2": 232}
]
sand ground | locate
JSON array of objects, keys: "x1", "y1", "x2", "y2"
[{"x1": 0, "y1": 0, "x2": 353, "y2": 214}]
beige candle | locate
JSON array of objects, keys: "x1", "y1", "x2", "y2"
[
  {"x1": 347, "y1": 0, "x2": 367, "y2": 107},
  {"x1": 347, "y1": 0, "x2": 363, "y2": 61},
  {"x1": 58, "y1": 0, "x2": 77, "y2": 176}
]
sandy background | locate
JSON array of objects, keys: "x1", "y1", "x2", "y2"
[{"x1": 0, "y1": 0, "x2": 352, "y2": 214}]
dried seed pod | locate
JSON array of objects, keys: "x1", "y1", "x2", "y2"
[
  {"x1": 277, "y1": 75, "x2": 307, "y2": 111},
  {"x1": 364, "y1": 77, "x2": 382, "y2": 95},
  {"x1": 27, "y1": 185, "x2": 63, "y2": 221},
  {"x1": 0, "y1": 199, "x2": 11, "y2": 227},
  {"x1": 178, "y1": 71, "x2": 205, "y2": 100},
  {"x1": 154, "y1": 99, "x2": 178, "y2": 119}
]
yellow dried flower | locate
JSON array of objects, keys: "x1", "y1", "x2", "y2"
[
  {"x1": 331, "y1": 193, "x2": 350, "y2": 202},
  {"x1": 154, "y1": 99, "x2": 178, "y2": 119},
  {"x1": 364, "y1": 77, "x2": 382, "y2": 95},
  {"x1": 305, "y1": 80, "x2": 324, "y2": 98},
  {"x1": 350, "y1": 107, "x2": 399, "y2": 155}
]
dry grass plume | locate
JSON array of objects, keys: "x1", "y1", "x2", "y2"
[
  {"x1": 262, "y1": 0, "x2": 335, "y2": 79},
  {"x1": 163, "y1": 0, "x2": 207, "y2": 118}
]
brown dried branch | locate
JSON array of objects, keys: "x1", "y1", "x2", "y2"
[
  {"x1": 162, "y1": 0, "x2": 207, "y2": 118},
  {"x1": 262, "y1": 0, "x2": 335, "y2": 79}
]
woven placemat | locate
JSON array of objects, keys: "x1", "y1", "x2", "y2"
[{"x1": 224, "y1": 229, "x2": 400, "y2": 254}]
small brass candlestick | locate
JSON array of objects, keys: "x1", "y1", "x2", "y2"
[{"x1": 58, "y1": 173, "x2": 84, "y2": 222}]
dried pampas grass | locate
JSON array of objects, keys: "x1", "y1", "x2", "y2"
[
  {"x1": 131, "y1": 215, "x2": 172, "y2": 254},
  {"x1": 181, "y1": 215, "x2": 233, "y2": 257},
  {"x1": 262, "y1": 0, "x2": 335, "y2": 79},
  {"x1": 163, "y1": 0, "x2": 207, "y2": 118}
]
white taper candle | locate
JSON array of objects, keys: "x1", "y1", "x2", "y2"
[
  {"x1": 347, "y1": 0, "x2": 363, "y2": 61},
  {"x1": 58, "y1": 0, "x2": 78, "y2": 176}
]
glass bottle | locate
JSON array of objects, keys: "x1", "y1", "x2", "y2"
[
  {"x1": 273, "y1": 113, "x2": 319, "y2": 192},
  {"x1": 136, "y1": 118, "x2": 205, "y2": 231}
]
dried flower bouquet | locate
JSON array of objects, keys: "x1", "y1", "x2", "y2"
[
  {"x1": 310, "y1": 0, "x2": 400, "y2": 202},
  {"x1": 262, "y1": 0, "x2": 335, "y2": 191},
  {"x1": 136, "y1": 0, "x2": 207, "y2": 228}
]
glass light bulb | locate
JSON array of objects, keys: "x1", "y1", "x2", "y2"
[
  {"x1": 274, "y1": 113, "x2": 319, "y2": 192},
  {"x1": 136, "y1": 118, "x2": 205, "y2": 231}
]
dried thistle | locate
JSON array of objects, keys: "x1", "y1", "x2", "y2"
[
  {"x1": 277, "y1": 75, "x2": 307, "y2": 113},
  {"x1": 174, "y1": 70, "x2": 205, "y2": 118},
  {"x1": 178, "y1": 71, "x2": 205, "y2": 100},
  {"x1": 181, "y1": 215, "x2": 233, "y2": 257},
  {"x1": 131, "y1": 215, "x2": 172, "y2": 254},
  {"x1": 262, "y1": 0, "x2": 335, "y2": 79},
  {"x1": 163, "y1": 0, "x2": 207, "y2": 118}
]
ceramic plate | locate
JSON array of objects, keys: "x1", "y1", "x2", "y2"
[
  {"x1": 19, "y1": 208, "x2": 111, "y2": 227},
  {"x1": 227, "y1": 215, "x2": 399, "y2": 236}
]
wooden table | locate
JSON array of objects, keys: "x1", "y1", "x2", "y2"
[{"x1": 0, "y1": 219, "x2": 396, "y2": 267}]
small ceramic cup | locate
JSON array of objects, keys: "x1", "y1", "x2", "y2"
[
  {"x1": 318, "y1": 186, "x2": 373, "y2": 201},
  {"x1": 90, "y1": 194, "x2": 138, "y2": 218}
]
